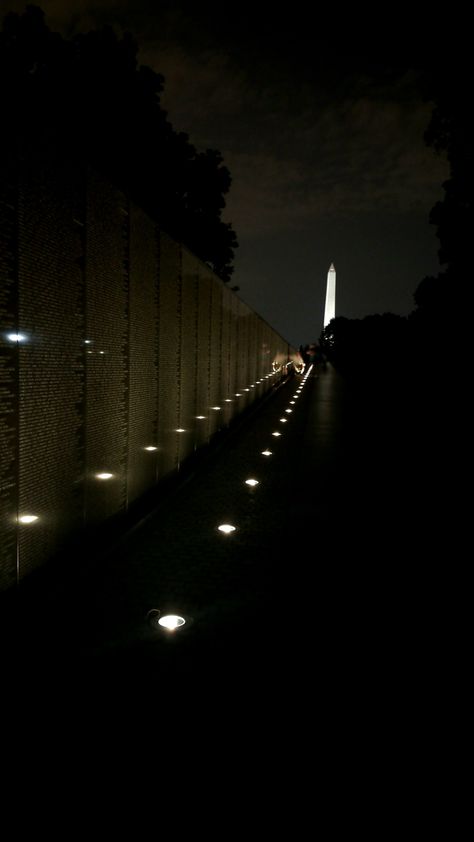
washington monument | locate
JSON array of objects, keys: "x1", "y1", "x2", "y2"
[{"x1": 323, "y1": 263, "x2": 336, "y2": 328}]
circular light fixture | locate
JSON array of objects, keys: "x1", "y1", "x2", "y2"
[
  {"x1": 158, "y1": 614, "x2": 186, "y2": 631},
  {"x1": 18, "y1": 514, "x2": 38, "y2": 524},
  {"x1": 244, "y1": 389, "x2": 250, "y2": 392},
  {"x1": 196, "y1": 415, "x2": 206, "y2": 420},
  {"x1": 175, "y1": 428, "x2": 186, "y2": 433},
  {"x1": 279, "y1": 418, "x2": 287, "y2": 423},
  {"x1": 211, "y1": 406, "x2": 221, "y2": 411},
  {"x1": 290, "y1": 401, "x2": 295, "y2": 405},
  {"x1": 144, "y1": 446, "x2": 158, "y2": 451},
  {"x1": 285, "y1": 409, "x2": 292, "y2": 413},
  {"x1": 245, "y1": 479, "x2": 259, "y2": 487},
  {"x1": 225, "y1": 399, "x2": 232, "y2": 403},
  {"x1": 218, "y1": 523, "x2": 236, "y2": 534},
  {"x1": 7, "y1": 333, "x2": 26, "y2": 343},
  {"x1": 235, "y1": 393, "x2": 242, "y2": 397},
  {"x1": 96, "y1": 472, "x2": 113, "y2": 480},
  {"x1": 261, "y1": 450, "x2": 272, "y2": 456},
  {"x1": 272, "y1": 432, "x2": 281, "y2": 437}
]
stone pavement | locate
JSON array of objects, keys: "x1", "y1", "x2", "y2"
[{"x1": 3, "y1": 362, "x2": 443, "y2": 714}]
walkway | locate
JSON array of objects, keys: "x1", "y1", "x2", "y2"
[{"x1": 4, "y1": 363, "x2": 443, "y2": 706}]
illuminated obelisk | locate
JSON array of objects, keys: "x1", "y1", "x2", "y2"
[{"x1": 323, "y1": 263, "x2": 336, "y2": 328}]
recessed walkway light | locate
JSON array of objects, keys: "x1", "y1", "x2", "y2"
[
  {"x1": 158, "y1": 614, "x2": 186, "y2": 631},
  {"x1": 272, "y1": 431, "x2": 281, "y2": 437},
  {"x1": 279, "y1": 418, "x2": 287, "y2": 423},
  {"x1": 244, "y1": 388, "x2": 250, "y2": 392},
  {"x1": 175, "y1": 428, "x2": 186, "y2": 432},
  {"x1": 144, "y1": 446, "x2": 158, "y2": 451},
  {"x1": 211, "y1": 406, "x2": 221, "y2": 411},
  {"x1": 7, "y1": 333, "x2": 26, "y2": 343},
  {"x1": 96, "y1": 472, "x2": 113, "y2": 480},
  {"x1": 261, "y1": 450, "x2": 272, "y2": 456},
  {"x1": 225, "y1": 399, "x2": 232, "y2": 403},
  {"x1": 18, "y1": 514, "x2": 38, "y2": 524},
  {"x1": 218, "y1": 523, "x2": 236, "y2": 534},
  {"x1": 285, "y1": 409, "x2": 292, "y2": 413},
  {"x1": 235, "y1": 393, "x2": 242, "y2": 397},
  {"x1": 196, "y1": 415, "x2": 206, "y2": 420},
  {"x1": 290, "y1": 401, "x2": 295, "y2": 404},
  {"x1": 245, "y1": 479, "x2": 259, "y2": 487}
]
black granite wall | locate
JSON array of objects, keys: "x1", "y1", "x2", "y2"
[{"x1": 0, "y1": 158, "x2": 293, "y2": 590}]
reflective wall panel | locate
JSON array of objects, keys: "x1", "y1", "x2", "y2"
[
  {"x1": 0, "y1": 159, "x2": 294, "y2": 591},
  {"x1": 157, "y1": 233, "x2": 180, "y2": 478},
  {"x1": 0, "y1": 159, "x2": 18, "y2": 589},
  {"x1": 17, "y1": 156, "x2": 84, "y2": 578},
  {"x1": 84, "y1": 170, "x2": 128, "y2": 525},
  {"x1": 128, "y1": 204, "x2": 159, "y2": 505}
]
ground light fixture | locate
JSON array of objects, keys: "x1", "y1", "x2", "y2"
[
  {"x1": 279, "y1": 418, "x2": 287, "y2": 423},
  {"x1": 144, "y1": 446, "x2": 158, "y2": 451},
  {"x1": 146, "y1": 609, "x2": 187, "y2": 632},
  {"x1": 18, "y1": 514, "x2": 38, "y2": 524},
  {"x1": 211, "y1": 406, "x2": 221, "y2": 411},
  {"x1": 272, "y1": 431, "x2": 282, "y2": 437},
  {"x1": 175, "y1": 428, "x2": 186, "y2": 433},
  {"x1": 7, "y1": 333, "x2": 26, "y2": 342},
  {"x1": 158, "y1": 615, "x2": 186, "y2": 630},
  {"x1": 96, "y1": 472, "x2": 113, "y2": 480},
  {"x1": 261, "y1": 450, "x2": 272, "y2": 456},
  {"x1": 285, "y1": 409, "x2": 292, "y2": 413},
  {"x1": 290, "y1": 401, "x2": 295, "y2": 405},
  {"x1": 245, "y1": 479, "x2": 259, "y2": 487},
  {"x1": 218, "y1": 523, "x2": 236, "y2": 534},
  {"x1": 196, "y1": 415, "x2": 206, "y2": 420}
]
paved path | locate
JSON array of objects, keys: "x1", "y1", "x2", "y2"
[{"x1": 4, "y1": 363, "x2": 443, "y2": 715}]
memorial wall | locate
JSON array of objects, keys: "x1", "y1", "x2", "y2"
[{"x1": 0, "y1": 158, "x2": 293, "y2": 591}]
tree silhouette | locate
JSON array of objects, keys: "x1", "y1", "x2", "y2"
[
  {"x1": 320, "y1": 314, "x2": 407, "y2": 379},
  {"x1": 413, "y1": 62, "x2": 472, "y2": 318},
  {"x1": 0, "y1": 5, "x2": 238, "y2": 280}
]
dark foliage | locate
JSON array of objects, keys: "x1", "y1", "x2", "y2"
[
  {"x1": 0, "y1": 5, "x2": 238, "y2": 280},
  {"x1": 320, "y1": 314, "x2": 409, "y2": 382},
  {"x1": 413, "y1": 60, "x2": 472, "y2": 321}
]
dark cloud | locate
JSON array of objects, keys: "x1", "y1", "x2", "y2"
[{"x1": 2, "y1": 1, "x2": 450, "y2": 344}]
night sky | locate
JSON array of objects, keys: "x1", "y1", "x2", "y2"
[{"x1": 4, "y1": 1, "x2": 450, "y2": 347}]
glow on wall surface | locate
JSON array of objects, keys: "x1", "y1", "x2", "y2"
[
  {"x1": 323, "y1": 263, "x2": 336, "y2": 328},
  {"x1": 0, "y1": 156, "x2": 296, "y2": 591}
]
